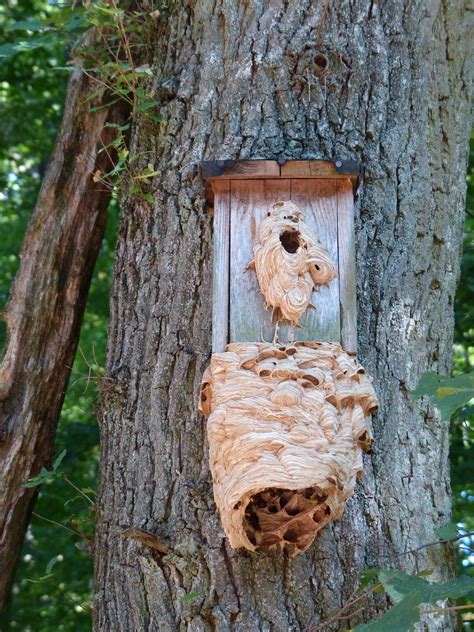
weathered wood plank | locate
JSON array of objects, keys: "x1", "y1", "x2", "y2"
[
  {"x1": 280, "y1": 160, "x2": 360, "y2": 186},
  {"x1": 202, "y1": 160, "x2": 280, "y2": 180},
  {"x1": 212, "y1": 180, "x2": 230, "y2": 352},
  {"x1": 337, "y1": 179, "x2": 358, "y2": 353},
  {"x1": 202, "y1": 160, "x2": 360, "y2": 205},
  {"x1": 229, "y1": 179, "x2": 341, "y2": 344},
  {"x1": 230, "y1": 179, "x2": 291, "y2": 343},
  {"x1": 290, "y1": 179, "x2": 340, "y2": 342}
]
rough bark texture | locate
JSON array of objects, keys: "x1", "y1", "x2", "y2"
[
  {"x1": 0, "y1": 59, "x2": 128, "y2": 609},
  {"x1": 94, "y1": 1, "x2": 471, "y2": 630}
]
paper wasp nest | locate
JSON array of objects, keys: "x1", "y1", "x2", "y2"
[
  {"x1": 249, "y1": 200, "x2": 337, "y2": 325},
  {"x1": 201, "y1": 199, "x2": 378, "y2": 555},
  {"x1": 200, "y1": 342, "x2": 378, "y2": 556}
]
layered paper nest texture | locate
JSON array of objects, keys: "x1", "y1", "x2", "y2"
[
  {"x1": 200, "y1": 342, "x2": 378, "y2": 556},
  {"x1": 250, "y1": 200, "x2": 337, "y2": 325}
]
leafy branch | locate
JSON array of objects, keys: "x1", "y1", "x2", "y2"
[
  {"x1": 309, "y1": 523, "x2": 474, "y2": 631},
  {"x1": 412, "y1": 371, "x2": 474, "y2": 420},
  {"x1": 24, "y1": 450, "x2": 96, "y2": 554},
  {"x1": 310, "y1": 567, "x2": 474, "y2": 632},
  {"x1": 2, "y1": 1, "x2": 163, "y2": 196}
]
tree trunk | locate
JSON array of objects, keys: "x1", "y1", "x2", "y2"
[
  {"x1": 0, "y1": 57, "x2": 128, "y2": 609},
  {"x1": 94, "y1": 1, "x2": 471, "y2": 630}
]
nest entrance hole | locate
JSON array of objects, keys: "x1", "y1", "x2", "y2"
[
  {"x1": 242, "y1": 486, "x2": 330, "y2": 555},
  {"x1": 280, "y1": 229, "x2": 301, "y2": 253}
]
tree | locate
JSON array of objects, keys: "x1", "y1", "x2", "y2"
[
  {"x1": 91, "y1": 1, "x2": 471, "y2": 630},
  {"x1": 0, "y1": 36, "x2": 128, "y2": 609}
]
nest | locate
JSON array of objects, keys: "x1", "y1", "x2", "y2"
[
  {"x1": 200, "y1": 342, "x2": 378, "y2": 556},
  {"x1": 248, "y1": 200, "x2": 337, "y2": 326}
]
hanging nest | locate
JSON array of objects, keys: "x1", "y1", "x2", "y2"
[
  {"x1": 200, "y1": 342, "x2": 378, "y2": 556},
  {"x1": 248, "y1": 200, "x2": 337, "y2": 326}
]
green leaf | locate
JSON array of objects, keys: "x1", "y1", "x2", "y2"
[
  {"x1": 355, "y1": 571, "x2": 474, "y2": 631},
  {"x1": 81, "y1": 487, "x2": 97, "y2": 496},
  {"x1": 0, "y1": 43, "x2": 18, "y2": 59},
  {"x1": 4, "y1": 19, "x2": 48, "y2": 33},
  {"x1": 23, "y1": 477, "x2": 44, "y2": 488},
  {"x1": 436, "y1": 522, "x2": 460, "y2": 540},
  {"x1": 378, "y1": 570, "x2": 426, "y2": 604},
  {"x1": 104, "y1": 122, "x2": 130, "y2": 131},
  {"x1": 0, "y1": 33, "x2": 60, "y2": 59},
  {"x1": 180, "y1": 591, "x2": 203, "y2": 603},
  {"x1": 25, "y1": 574, "x2": 53, "y2": 584},
  {"x1": 358, "y1": 568, "x2": 381, "y2": 591},
  {"x1": 146, "y1": 113, "x2": 162, "y2": 123},
  {"x1": 137, "y1": 101, "x2": 159, "y2": 111},
  {"x1": 41, "y1": 7, "x2": 85, "y2": 30},
  {"x1": 415, "y1": 569, "x2": 434, "y2": 578},
  {"x1": 52, "y1": 449, "x2": 66, "y2": 471},
  {"x1": 23, "y1": 467, "x2": 54, "y2": 488},
  {"x1": 89, "y1": 97, "x2": 122, "y2": 112},
  {"x1": 63, "y1": 13, "x2": 88, "y2": 34},
  {"x1": 114, "y1": 87, "x2": 132, "y2": 97},
  {"x1": 85, "y1": 89, "x2": 106, "y2": 102},
  {"x1": 134, "y1": 169, "x2": 160, "y2": 180},
  {"x1": 135, "y1": 64, "x2": 153, "y2": 75},
  {"x1": 411, "y1": 372, "x2": 474, "y2": 420}
]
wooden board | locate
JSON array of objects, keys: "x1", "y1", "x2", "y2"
[
  {"x1": 202, "y1": 160, "x2": 360, "y2": 204},
  {"x1": 337, "y1": 179, "x2": 357, "y2": 353},
  {"x1": 229, "y1": 179, "x2": 341, "y2": 344},
  {"x1": 290, "y1": 179, "x2": 340, "y2": 343},
  {"x1": 229, "y1": 179, "x2": 291, "y2": 343},
  {"x1": 212, "y1": 180, "x2": 230, "y2": 352},
  {"x1": 280, "y1": 160, "x2": 360, "y2": 184},
  {"x1": 202, "y1": 160, "x2": 280, "y2": 181}
]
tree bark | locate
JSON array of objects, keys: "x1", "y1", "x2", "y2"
[
  {"x1": 94, "y1": 1, "x2": 471, "y2": 630},
  {"x1": 0, "y1": 58, "x2": 128, "y2": 609}
]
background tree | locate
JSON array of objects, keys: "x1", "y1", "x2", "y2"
[{"x1": 0, "y1": 1, "x2": 126, "y2": 623}]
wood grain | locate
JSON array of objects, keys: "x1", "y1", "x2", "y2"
[
  {"x1": 228, "y1": 179, "x2": 343, "y2": 344},
  {"x1": 212, "y1": 180, "x2": 230, "y2": 352},
  {"x1": 337, "y1": 179, "x2": 358, "y2": 353},
  {"x1": 290, "y1": 179, "x2": 341, "y2": 342},
  {"x1": 202, "y1": 161, "x2": 360, "y2": 204},
  {"x1": 230, "y1": 179, "x2": 291, "y2": 343},
  {"x1": 202, "y1": 160, "x2": 280, "y2": 180},
  {"x1": 281, "y1": 161, "x2": 336, "y2": 178},
  {"x1": 280, "y1": 160, "x2": 359, "y2": 187}
]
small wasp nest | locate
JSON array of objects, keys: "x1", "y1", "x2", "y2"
[
  {"x1": 200, "y1": 342, "x2": 378, "y2": 556},
  {"x1": 248, "y1": 201, "x2": 337, "y2": 326}
]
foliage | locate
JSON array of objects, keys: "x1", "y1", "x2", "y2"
[
  {"x1": 1, "y1": 0, "x2": 163, "y2": 193},
  {"x1": 312, "y1": 558, "x2": 474, "y2": 630},
  {"x1": 412, "y1": 372, "x2": 474, "y2": 421},
  {"x1": 0, "y1": 2, "x2": 116, "y2": 628},
  {"x1": 354, "y1": 570, "x2": 474, "y2": 631}
]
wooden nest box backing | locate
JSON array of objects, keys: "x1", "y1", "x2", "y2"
[{"x1": 200, "y1": 160, "x2": 378, "y2": 556}]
